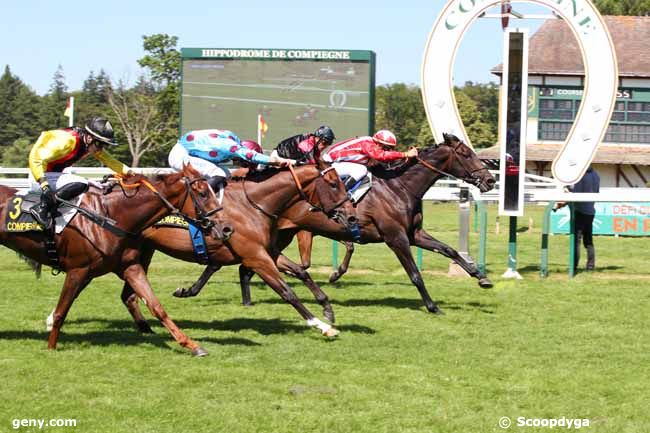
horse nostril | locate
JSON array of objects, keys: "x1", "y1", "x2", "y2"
[
  {"x1": 487, "y1": 178, "x2": 496, "y2": 186},
  {"x1": 347, "y1": 216, "x2": 358, "y2": 224}
]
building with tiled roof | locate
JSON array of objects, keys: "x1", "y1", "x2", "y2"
[{"x1": 479, "y1": 16, "x2": 650, "y2": 187}]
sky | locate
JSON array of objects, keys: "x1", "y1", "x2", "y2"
[{"x1": 0, "y1": 0, "x2": 551, "y2": 95}]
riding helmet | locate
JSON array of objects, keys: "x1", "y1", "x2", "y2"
[
  {"x1": 314, "y1": 125, "x2": 335, "y2": 145},
  {"x1": 85, "y1": 117, "x2": 117, "y2": 145}
]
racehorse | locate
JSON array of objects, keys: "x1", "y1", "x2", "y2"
[
  {"x1": 119, "y1": 163, "x2": 357, "y2": 337},
  {"x1": 1, "y1": 164, "x2": 222, "y2": 356},
  {"x1": 170, "y1": 134, "x2": 496, "y2": 319}
]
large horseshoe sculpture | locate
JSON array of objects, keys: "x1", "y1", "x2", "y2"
[{"x1": 421, "y1": 0, "x2": 618, "y2": 185}]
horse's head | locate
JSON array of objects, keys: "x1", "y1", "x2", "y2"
[
  {"x1": 303, "y1": 159, "x2": 357, "y2": 229},
  {"x1": 421, "y1": 133, "x2": 495, "y2": 192},
  {"x1": 173, "y1": 163, "x2": 232, "y2": 240}
]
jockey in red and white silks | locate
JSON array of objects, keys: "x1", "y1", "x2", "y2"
[{"x1": 321, "y1": 130, "x2": 418, "y2": 189}]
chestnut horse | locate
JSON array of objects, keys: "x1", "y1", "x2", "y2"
[
  {"x1": 170, "y1": 134, "x2": 496, "y2": 319},
  {"x1": 1, "y1": 164, "x2": 221, "y2": 356},
  {"x1": 119, "y1": 163, "x2": 357, "y2": 337}
]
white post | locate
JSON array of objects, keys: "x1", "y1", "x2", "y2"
[
  {"x1": 68, "y1": 96, "x2": 74, "y2": 127},
  {"x1": 257, "y1": 114, "x2": 262, "y2": 146}
]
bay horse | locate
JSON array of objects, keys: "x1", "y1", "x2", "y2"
[
  {"x1": 119, "y1": 162, "x2": 357, "y2": 337},
  {"x1": 1, "y1": 164, "x2": 222, "y2": 356},
  {"x1": 170, "y1": 134, "x2": 496, "y2": 319}
]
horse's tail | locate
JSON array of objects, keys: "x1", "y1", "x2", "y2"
[{"x1": 16, "y1": 253, "x2": 41, "y2": 279}]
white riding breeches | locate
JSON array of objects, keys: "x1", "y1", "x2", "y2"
[
  {"x1": 331, "y1": 162, "x2": 368, "y2": 182},
  {"x1": 168, "y1": 142, "x2": 230, "y2": 178},
  {"x1": 29, "y1": 172, "x2": 88, "y2": 193}
]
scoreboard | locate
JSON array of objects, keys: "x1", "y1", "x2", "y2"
[{"x1": 180, "y1": 48, "x2": 375, "y2": 148}]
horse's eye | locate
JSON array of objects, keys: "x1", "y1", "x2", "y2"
[{"x1": 198, "y1": 190, "x2": 207, "y2": 198}]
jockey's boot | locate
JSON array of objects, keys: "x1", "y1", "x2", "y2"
[
  {"x1": 208, "y1": 175, "x2": 227, "y2": 192},
  {"x1": 30, "y1": 198, "x2": 53, "y2": 230},
  {"x1": 56, "y1": 182, "x2": 89, "y2": 201}
]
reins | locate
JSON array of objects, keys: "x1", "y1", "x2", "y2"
[{"x1": 117, "y1": 175, "x2": 221, "y2": 231}]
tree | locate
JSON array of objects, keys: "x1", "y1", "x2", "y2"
[
  {"x1": 0, "y1": 66, "x2": 42, "y2": 148},
  {"x1": 39, "y1": 65, "x2": 69, "y2": 129},
  {"x1": 137, "y1": 34, "x2": 182, "y2": 165},
  {"x1": 593, "y1": 0, "x2": 650, "y2": 15},
  {"x1": 1, "y1": 138, "x2": 33, "y2": 167},
  {"x1": 375, "y1": 83, "x2": 427, "y2": 150},
  {"x1": 107, "y1": 77, "x2": 175, "y2": 167}
]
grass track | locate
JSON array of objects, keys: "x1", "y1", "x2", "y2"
[{"x1": 0, "y1": 203, "x2": 649, "y2": 433}]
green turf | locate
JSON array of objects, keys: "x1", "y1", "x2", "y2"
[{"x1": 1, "y1": 203, "x2": 649, "y2": 433}]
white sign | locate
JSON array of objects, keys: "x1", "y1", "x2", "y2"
[{"x1": 421, "y1": 0, "x2": 618, "y2": 185}]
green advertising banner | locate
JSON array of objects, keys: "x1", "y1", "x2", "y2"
[{"x1": 551, "y1": 203, "x2": 650, "y2": 236}]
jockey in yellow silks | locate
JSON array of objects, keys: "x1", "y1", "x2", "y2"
[{"x1": 28, "y1": 117, "x2": 132, "y2": 229}]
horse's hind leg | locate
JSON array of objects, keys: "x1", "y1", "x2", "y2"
[
  {"x1": 413, "y1": 228, "x2": 492, "y2": 288},
  {"x1": 48, "y1": 268, "x2": 91, "y2": 350},
  {"x1": 173, "y1": 264, "x2": 221, "y2": 298},
  {"x1": 386, "y1": 234, "x2": 442, "y2": 315},
  {"x1": 277, "y1": 254, "x2": 336, "y2": 324},
  {"x1": 120, "y1": 246, "x2": 155, "y2": 333},
  {"x1": 296, "y1": 230, "x2": 313, "y2": 269},
  {"x1": 329, "y1": 241, "x2": 354, "y2": 283},
  {"x1": 121, "y1": 263, "x2": 207, "y2": 356},
  {"x1": 242, "y1": 252, "x2": 339, "y2": 337}
]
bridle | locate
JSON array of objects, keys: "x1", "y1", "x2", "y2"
[
  {"x1": 416, "y1": 140, "x2": 490, "y2": 188},
  {"x1": 244, "y1": 165, "x2": 350, "y2": 219},
  {"x1": 287, "y1": 165, "x2": 350, "y2": 215},
  {"x1": 117, "y1": 175, "x2": 222, "y2": 232}
]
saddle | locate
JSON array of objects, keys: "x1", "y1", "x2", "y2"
[{"x1": 348, "y1": 173, "x2": 372, "y2": 204}]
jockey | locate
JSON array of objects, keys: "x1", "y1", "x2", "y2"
[
  {"x1": 273, "y1": 125, "x2": 335, "y2": 164},
  {"x1": 235, "y1": 140, "x2": 266, "y2": 172},
  {"x1": 28, "y1": 117, "x2": 133, "y2": 229},
  {"x1": 168, "y1": 129, "x2": 294, "y2": 190},
  {"x1": 322, "y1": 130, "x2": 418, "y2": 190}
]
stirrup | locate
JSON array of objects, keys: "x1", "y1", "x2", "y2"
[{"x1": 30, "y1": 208, "x2": 52, "y2": 230}]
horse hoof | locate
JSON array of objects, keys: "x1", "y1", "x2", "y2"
[
  {"x1": 478, "y1": 277, "x2": 493, "y2": 289},
  {"x1": 323, "y1": 328, "x2": 340, "y2": 338},
  {"x1": 329, "y1": 272, "x2": 341, "y2": 283},
  {"x1": 242, "y1": 301, "x2": 253, "y2": 307},
  {"x1": 173, "y1": 288, "x2": 193, "y2": 298},
  {"x1": 136, "y1": 321, "x2": 155, "y2": 334},
  {"x1": 428, "y1": 306, "x2": 445, "y2": 315},
  {"x1": 191, "y1": 346, "x2": 209, "y2": 357}
]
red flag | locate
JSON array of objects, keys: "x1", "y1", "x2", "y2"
[{"x1": 258, "y1": 115, "x2": 268, "y2": 138}]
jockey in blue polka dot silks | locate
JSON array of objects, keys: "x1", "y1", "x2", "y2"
[{"x1": 168, "y1": 129, "x2": 294, "y2": 190}]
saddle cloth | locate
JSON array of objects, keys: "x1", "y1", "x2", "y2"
[
  {"x1": 153, "y1": 215, "x2": 209, "y2": 264},
  {"x1": 4, "y1": 191, "x2": 82, "y2": 234}
]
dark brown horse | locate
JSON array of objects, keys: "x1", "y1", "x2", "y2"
[
  {"x1": 2, "y1": 164, "x2": 222, "y2": 356},
  {"x1": 172, "y1": 134, "x2": 496, "y2": 318},
  {"x1": 119, "y1": 163, "x2": 357, "y2": 336}
]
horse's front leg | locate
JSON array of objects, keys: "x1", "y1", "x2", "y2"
[
  {"x1": 329, "y1": 241, "x2": 354, "y2": 283},
  {"x1": 242, "y1": 252, "x2": 339, "y2": 337},
  {"x1": 48, "y1": 268, "x2": 91, "y2": 350},
  {"x1": 296, "y1": 230, "x2": 314, "y2": 269},
  {"x1": 385, "y1": 234, "x2": 442, "y2": 315},
  {"x1": 277, "y1": 254, "x2": 336, "y2": 324},
  {"x1": 120, "y1": 263, "x2": 207, "y2": 356},
  {"x1": 413, "y1": 228, "x2": 492, "y2": 288}
]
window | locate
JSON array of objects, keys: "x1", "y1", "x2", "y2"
[{"x1": 537, "y1": 89, "x2": 650, "y2": 144}]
